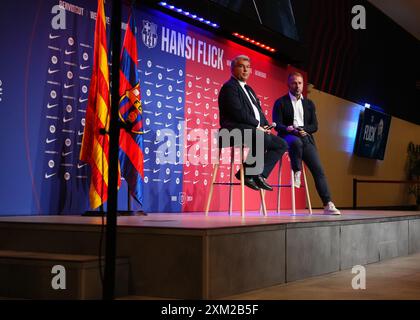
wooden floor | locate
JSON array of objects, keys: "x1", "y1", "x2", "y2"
[{"x1": 1, "y1": 210, "x2": 419, "y2": 229}]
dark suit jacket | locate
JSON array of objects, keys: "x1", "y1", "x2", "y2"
[
  {"x1": 272, "y1": 93, "x2": 318, "y2": 144},
  {"x1": 218, "y1": 77, "x2": 269, "y2": 130}
]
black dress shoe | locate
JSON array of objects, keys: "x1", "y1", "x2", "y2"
[
  {"x1": 235, "y1": 171, "x2": 260, "y2": 190},
  {"x1": 254, "y1": 175, "x2": 273, "y2": 191}
]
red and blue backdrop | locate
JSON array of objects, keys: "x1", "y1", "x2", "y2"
[{"x1": 0, "y1": 0, "x2": 306, "y2": 215}]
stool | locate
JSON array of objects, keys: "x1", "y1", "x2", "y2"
[
  {"x1": 261, "y1": 152, "x2": 312, "y2": 215},
  {"x1": 205, "y1": 145, "x2": 267, "y2": 217}
]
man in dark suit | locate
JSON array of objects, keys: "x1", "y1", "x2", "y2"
[
  {"x1": 218, "y1": 55, "x2": 287, "y2": 191},
  {"x1": 272, "y1": 72, "x2": 340, "y2": 214}
]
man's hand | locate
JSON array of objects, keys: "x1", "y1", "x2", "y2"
[
  {"x1": 286, "y1": 125, "x2": 294, "y2": 132},
  {"x1": 257, "y1": 126, "x2": 272, "y2": 134},
  {"x1": 298, "y1": 129, "x2": 308, "y2": 137}
]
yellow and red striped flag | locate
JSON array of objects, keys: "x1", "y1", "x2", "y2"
[{"x1": 80, "y1": 0, "x2": 119, "y2": 209}]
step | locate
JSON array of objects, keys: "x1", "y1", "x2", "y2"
[{"x1": 0, "y1": 250, "x2": 129, "y2": 299}]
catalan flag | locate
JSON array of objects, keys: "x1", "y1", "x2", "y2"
[
  {"x1": 80, "y1": 0, "x2": 115, "y2": 209},
  {"x1": 118, "y1": 13, "x2": 145, "y2": 205}
]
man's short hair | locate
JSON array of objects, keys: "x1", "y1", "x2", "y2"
[
  {"x1": 231, "y1": 55, "x2": 250, "y2": 71},
  {"x1": 288, "y1": 71, "x2": 304, "y2": 81}
]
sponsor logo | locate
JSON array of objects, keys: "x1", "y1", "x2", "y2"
[
  {"x1": 49, "y1": 34, "x2": 60, "y2": 39},
  {"x1": 48, "y1": 68, "x2": 59, "y2": 74},
  {"x1": 195, "y1": 76, "x2": 202, "y2": 80},
  {"x1": 64, "y1": 83, "x2": 74, "y2": 89},
  {"x1": 164, "y1": 178, "x2": 171, "y2": 183},
  {"x1": 166, "y1": 96, "x2": 173, "y2": 100},
  {"x1": 204, "y1": 87, "x2": 210, "y2": 91},
  {"x1": 167, "y1": 68, "x2": 174, "y2": 72},
  {"x1": 79, "y1": 97, "x2": 88, "y2": 103},
  {"x1": 155, "y1": 112, "x2": 162, "y2": 116},
  {"x1": 204, "y1": 113, "x2": 209, "y2": 117},
  {"x1": 143, "y1": 100, "x2": 152, "y2": 105},
  {"x1": 77, "y1": 163, "x2": 87, "y2": 169},
  {"x1": 155, "y1": 83, "x2": 164, "y2": 88},
  {"x1": 176, "y1": 106, "x2": 183, "y2": 111},
  {"x1": 165, "y1": 123, "x2": 172, "y2": 128},
  {"x1": 45, "y1": 172, "x2": 56, "y2": 179},
  {"x1": 144, "y1": 71, "x2": 153, "y2": 76},
  {"x1": 47, "y1": 103, "x2": 58, "y2": 109},
  {"x1": 63, "y1": 117, "x2": 73, "y2": 123},
  {"x1": 65, "y1": 50, "x2": 76, "y2": 55},
  {"x1": 46, "y1": 138, "x2": 57, "y2": 144},
  {"x1": 79, "y1": 65, "x2": 90, "y2": 70},
  {"x1": 62, "y1": 151, "x2": 72, "y2": 157},
  {"x1": 176, "y1": 80, "x2": 183, "y2": 84},
  {"x1": 78, "y1": 130, "x2": 84, "y2": 136},
  {"x1": 153, "y1": 168, "x2": 160, "y2": 173}
]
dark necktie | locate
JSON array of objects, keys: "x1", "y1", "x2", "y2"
[{"x1": 244, "y1": 84, "x2": 259, "y2": 108}]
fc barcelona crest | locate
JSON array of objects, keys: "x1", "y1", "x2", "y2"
[{"x1": 142, "y1": 20, "x2": 158, "y2": 49}]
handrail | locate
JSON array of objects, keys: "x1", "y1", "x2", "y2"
[{"x1": 352, "y1": 178, "x2": 420, "y2": 209}]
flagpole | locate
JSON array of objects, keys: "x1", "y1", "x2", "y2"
[{"x1": 103, "y1": 0, "x2": 122, "y2": 300}]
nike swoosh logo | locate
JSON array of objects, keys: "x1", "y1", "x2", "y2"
[
  {"x1": 166, "y1": 96, "x2": 173, "y2": 100},
  {"x1": 45, "y1": 172, "x2": 56, "y2": 179},
  {"x1": 48, "y1": 68, "x2": 59, "y2": 74},
  {"x1": 177, "y1": 80, "x2": 183, "y2": 84},
  {"x1": 195, "y1": 102, "x2": 201, "y2": 106},
  {"x1": 176, "y1": 107, "x2": 183, "y2": 111},
  {"x1": 193, "y1": 180, "x2": 199, "y2": 184},
  {"x1": 144, "y1": 130, "x2": 151, "y2": 134},
  {"x1": 143, "y1": 100, "x2": 152, "y2": 105},
  {"x1": 79, "y1": 65, "x2": 90, "y2": 70},
  {"x1": 212, "y1": 98, "x2": 218, "y2": 102},
  {"x1": 64, "y1": 84, "x2": 74, "y2": 89},
  {"x1": 47, "y1": 103, "x2": 58, "y2": 109},
  {"x1": 165, "y1": 123, "x2": 172, "y2": 128},
  {"x1": 204, "y1": 113, "x2": 209, "y2": 116},
  {"x1": 156, "y1": 84, "x2": 164, "y2": 88},
  {"x1": 65, "y1": 50, "x2": 76, "y2": 55},
  {"x1": 153, "y1": 169, "x2": 160, "y2": 173},
  {"x1": 167, "y1": 68, "x2": 174, "y2": 72},
  {"x1": 46, "y1": 138, "x2": 57, "y2": 143},
  {"x1": 145, "y1": 71, "x2": 153, "y2": 76},
  {"x1": 184, "y1": 171, "x2": 190, "y2": 175},
  {"x1": 62, "y1": 151, "x2": 72, "y2": 156},
  {"x1": 78, "y1": 130, "x2": 84, "y2": 136},
  {"x1": 155, "y1": 112, "x2": 162, "y2": 116},
  {"x1": 212, "y1": 123, "x2": 217, "y2": 127},
  {"x1": 195, "y1": 76, "x2": 202, "y2": 80},
  {"x1": 77, "y1": 163, "x2": 87, "y2": 169},
  {"x1": 164, "y1": 179, "x2": 171, "y2": 183},
  {"x1": 204, "y1": 88, "x2": 210, "y2": 91},
  {"x1": 154, "y1": 141, "x2": 161, "y2": 145},
  {"x1": 79, "y1": 98, "x2": 88, "y2": 103},
  {"x1": 144, "y1": 158, "x2": 150, "y2": 162},
  {"x1": 63, "y1": 117, "x2": 73, "y2": 123},
  {"x1": 186, "y1": 92, "x2": 192, "y2": 95},
  {"x1": 49, "y1": 34, "x2": 60, "y2": 39}
]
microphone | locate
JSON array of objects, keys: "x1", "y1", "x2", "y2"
[{"x1": 265, "y1": 122, "x2": 277, "y2": 130}]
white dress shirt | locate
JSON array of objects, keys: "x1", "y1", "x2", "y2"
[
  {"x1": 289, "y1": 91, "x2": 304, "y2": 127},
  {"x1": 238, "y1": 80, "x2": 260, "y2": 126}
]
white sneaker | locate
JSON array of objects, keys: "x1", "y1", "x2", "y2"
[
  {"x1": 293, "y1": 171, "x2": 301, "y2": 188},
  {"x1": 324, "y1": 201, "x2": 341, "y2": 215}
]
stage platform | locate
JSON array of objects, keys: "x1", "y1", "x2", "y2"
[{"x1": 1, "y1": 210, "x2": 420, "y2": 299}]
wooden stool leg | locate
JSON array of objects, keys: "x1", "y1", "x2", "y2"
[
  {"x1": 228, "y1": 147, "x2": 235, "y2": 215},
  {"x1": 260, "y1": 189, "x2": 267, "y2": 216},
  {"x1": 205, "y1": 164, "x2": 219, "y2": 215},
  {"x1": 277, "y1": 159, "x2": 283, "y2": 214},
  {"x1": 291, "y1": 168, "x2": 296, "y2": 215},
  {"x1": 302, "y1": 165, "x2": 313, "y2": 215},
  {"x1": 240, "y1": 147, "x2": 245, "y2": 218}
]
